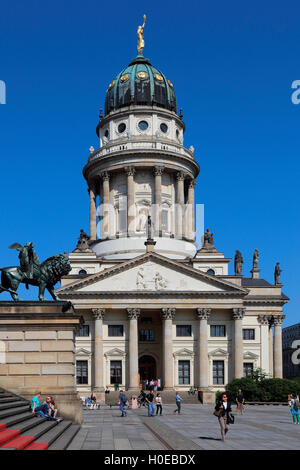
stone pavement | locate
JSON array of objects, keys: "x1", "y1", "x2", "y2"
[{"x1": 68, "y1": 403, "x2": 300, "y2": 450}]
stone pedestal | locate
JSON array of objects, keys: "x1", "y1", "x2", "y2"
[
  {"x1": 0, "y1": 301, "x2": 83, "y2": 424},
  {"x1": 197, "y1": 389, "x2": 216, "y2": 404}
]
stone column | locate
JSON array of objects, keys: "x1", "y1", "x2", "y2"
[
  {"x1": 269, "y1": 321, "x2": 274, "y2": 378},
  {"x1": 176, "y1": 171, "x2": 185, "y2": 239},
  {"x1": 232, "y1": 308, "x2": 245, "y2": 378},
  {"x1": 92, "y1": 308, "x2": 105, "y2": 393},
  {"x1": 186, "y1": 179, "x2": 196, "y2": 240},
  {"x1": 89, "y1": 183, "x2": 97, "y2": 241},
  {"x1": 125, "y1": 167, "x2": 136, "y2": 236},
  {"x1": 161, "y1": 308, "x2": 175, "y2": 389},
  {"x1": 197, "y1": 308, "x2": 211, "y2": 388},
  {"x1": 100, "y1": 171, "x2": 110, "y2": 239},
  {"x1": 127, "y1": 308, "x2": 140, "y2": 390},
  {"x1": 257, "y1": 315, "x2": 270, "y2": 375},
  {"x1": 153, "y1": 166, "x2": 164, "y2": 236},
  {"x1": 273, "y1": 315, "x2": 284, "y2": 378}
]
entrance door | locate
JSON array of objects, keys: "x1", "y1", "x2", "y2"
[{"x1": 138, "y1": 355, "x2": 157, "y2": 384}]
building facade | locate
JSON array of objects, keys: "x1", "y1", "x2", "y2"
[
  {"x1": 57, "y1": 36, "x2": 289, "y2": 397},
  {"x1": 282, "y1": 323, "x2": 300, "y2": 379}
]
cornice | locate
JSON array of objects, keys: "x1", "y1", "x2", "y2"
[{"x1": 57, "y1": 251, "x2": 248, "y2": 295}]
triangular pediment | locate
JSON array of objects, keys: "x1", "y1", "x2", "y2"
[
  {"x1": 208, "y1": 348, "x2": 229, "y2": 357},
  {"x1": 104, "y1": 348, "x2": 126, "y2": 357},
  {"x1": 243, "y1": 351, "x2": 259, "y2": 359},
  {"x1": 57, "y1": 252, "x2": 248, "y2": 296},
  {"x1": 76, "y1": 348, "x2": 92, "y2": 357},
  {"x1": 174, "y1": 348, "x2": 195, "y2": 357}
]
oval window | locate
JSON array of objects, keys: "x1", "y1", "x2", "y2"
[
  {"x1": 104, "y1": 129, "x2": 109, "y2": 138},
  {"x1": 160, "y1": 123, "x2": 168, "y2": 133},
  {"x1": 138, "y1": 120, "x2": 148, "y2": 131},
  {"x1": 118, "y1": 123, "x2": 126, "y2": 133}
]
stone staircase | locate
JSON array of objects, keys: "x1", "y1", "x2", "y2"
[
  {"x1": 0, "y1": 387, "x2": 80, "y2": 450},
  {"x1": 105, "y1": 390, "x2": 200, "y2": 406}
]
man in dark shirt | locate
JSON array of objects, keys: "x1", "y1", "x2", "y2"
[
  {"x1": 146, "y1": 390, "x2": 155, "y2": 416},
  {"x1": 119, "y1": 390, "x2": 127, "y2": 417},
  {"x1": 236, "y1": 389, "x2": 245, "y2": 415}
]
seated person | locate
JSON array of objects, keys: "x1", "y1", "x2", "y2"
[
  {"x1": 31, "y1": 392, "x2": 41, "y2": 413},
  {"x1": 35, "y1": 396, "x2": 62, "y2": 422},
  {"x1": 49, "y1": 397, "x2": 57, "y2": 418},
  {"x1": 85, "y1": 397, "x2": 92, "y2": 408}
]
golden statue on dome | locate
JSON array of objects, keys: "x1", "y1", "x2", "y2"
[{"x1": 137, "y1": 14, "x2": 146, "y2": 55}]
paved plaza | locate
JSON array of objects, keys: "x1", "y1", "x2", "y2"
[{"x1": 68, "y1": 403, "x2": 300, "y2": 450}]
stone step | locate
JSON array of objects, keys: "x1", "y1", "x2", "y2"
[
  {"x1": 0, "y1": 401, "x2": 29, "y2": 411},
  {"x1": 0, "y1": 397, "x2": 23, "y2": 404},
  {"x1": 1, "y1": 420, "x2": 59, "y2": 449},
  {"x1": 48, "y1": 424, "x2": 80, "y2": 450},
  {"x1": 0, "y1": 406, "x2": 30, "y2": 420},
  {"x1": 0, "y1": 411, "x2": 37, "y2": 428}
]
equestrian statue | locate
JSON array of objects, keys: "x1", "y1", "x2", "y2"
[{"x1": 0, "y1": 242, "x2": 71, "y2": 301}]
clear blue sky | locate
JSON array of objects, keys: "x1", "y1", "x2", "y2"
[{"x1": 0, "y1": 0, "x2": 299, "y2": 325}]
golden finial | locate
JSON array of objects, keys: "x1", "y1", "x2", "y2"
[{"x1": 137, "y1": 14, "x2": 146, "y2": 55}]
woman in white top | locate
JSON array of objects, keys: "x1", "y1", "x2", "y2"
[{"x1": 156, "y1": 393, "x2": 163, "y2": 415}]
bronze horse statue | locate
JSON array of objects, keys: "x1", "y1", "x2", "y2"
[{"x1": 0, "y1": 243, "x2": 72, "y2": 301}]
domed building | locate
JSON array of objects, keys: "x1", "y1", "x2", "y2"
[{"x1": 58, "y1": 23, "x2": 289, "y2": 401}]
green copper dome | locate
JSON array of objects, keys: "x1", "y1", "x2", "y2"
[{"x1": 105, "y1": 55, "x2": 177, "y2": 116}]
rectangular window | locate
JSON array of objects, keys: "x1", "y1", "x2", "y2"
[
  {"x1": 176, "y1": 325, "x2": 192, "y2": 337},
  {"x1": 110, "y1": 360, "x2": 122, "y2": 384},
  {"x1": 108, "y1": 325, "x2": 124, "y2": 337},
  {"x1": 243, "y1": 363, "x2": 253, "y2": 377},
  {"x1": 77, "y1": 325, "x2": 89, "y2": 337},
  {"x1": 210, "y1": 325, "x2": 226, "y2": 337},
  {"x1": 178, "y1": 360, "x2": 190, "y2": 385},
  {"x1": 139, "y1": 329, "x2": 155, "y2": 342},
  {"x1": 243, "y1": 329, "x2": 255, "y2": 340},
  {"x1": 213, "y1": 360, "x2": 224, "y2": 385},
  {"x1": 76, "y1": 360, "x2": 88, "y2": 385}
]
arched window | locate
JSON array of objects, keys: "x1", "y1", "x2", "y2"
[{"x1": 206, "y1": 269, "x2": 215, "y2": 276}]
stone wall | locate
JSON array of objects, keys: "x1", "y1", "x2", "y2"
[{"x1": 0, "y1": 301, "x2": 83, "y2": 424}]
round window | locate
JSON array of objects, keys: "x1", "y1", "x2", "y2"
[
  {"x1": 206, "y1": 269, "x2": 215, "y2": 276},
  {"x1": 79, "y1": 269, "x2": 87, "y2": 276},
  {"x1": 104, "y1": 129, "x2": 109, "y2": 138},
  {"x1": 118, "y1": 123, "x2": 126, "y2": 133},
  {"x1": 160, "y1": 123, "x2": 168, "y2": 133},
  {"x1": 138, "y1": 120, "x2": 149, "y2": 131}
]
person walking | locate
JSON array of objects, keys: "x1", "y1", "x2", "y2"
[
  {"x1": 154, "y1": 379, "x2": 158, "y2": 391},
  {"x1": 173, "y1": 392, "x2": 182, "y2": 414},
  {"x1": 236, "y1": 389, "x2": 245, "y2": 415},
  {"x1": 156, "y1": 393, "x2": 163, "y2": 415},
  {"x1": 146, "y1": 390, "x2": 155, "y2": 417},
  {"x1": 214, "y1": 392, "x2": 233, "y2": 442},
  {"x1": 291, "y1": 394, "x2": 300, "y2": 424},
  {"x1": 119, "y1": 390, "x2": 127, "y2": 417}
]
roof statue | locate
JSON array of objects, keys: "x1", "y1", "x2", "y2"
[
  {"x1": 274, "y1": 262, "x2": 282, "y2": 285},
  {"x1": 253, "y1": 248, "x2": 259, "y2": 269},
  {"x1": 137, "y1": 14, "x2": 146, "y2": 55},
  {"x1": 234, "y1": 250, "x2": 243, "y2": 275}
]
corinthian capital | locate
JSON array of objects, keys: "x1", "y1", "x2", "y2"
[
  {"x1": 176, "y1": 171, "x2": 185, "y2": 181},
  {"x1": 100, "y1": 171, "x2": 110, "y2": 181},
  {"x1": 92, "y1": 308, "x2": 105, "y2": 320},
  {"x1": 161, "y1": 308, "x2": 176, "y2": 320},
  {"x1": 257, "y1": 315, "x2": 270, "y2": 326},
  {"x1": 153, "y1": 165, "x2": 164, "y2": 176},
  {"x1": 197, "y1": 308, "x2": 211, "y2": 320},
  {"x1": 127, "y1": 308, "x2": 140, "y2": 320},
  {"x1": 273, "y1": 315, "x2": 285, "y2": 326},
  {"x1": 232, "y1": 308, "x2": 245, "y2": 320},
  {"x1": 125, "y1": 166, "x2": 136, "y2": 177},
  {"x1": 188, "y1": 179, "x2": 196, "y2": 189}
]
